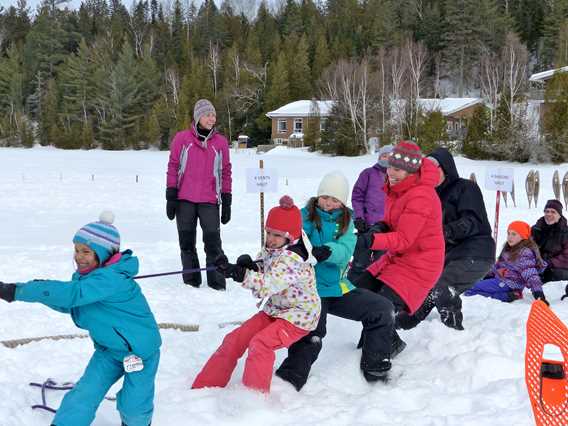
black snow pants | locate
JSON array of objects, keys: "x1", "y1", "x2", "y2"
[
  {"x1": 275, "y1": 288, "x2": 396, "y2": 391},
  {"x1": 396, "y1": 258, "x2": 492, "y2": 331},
  {"x1": 176, "y1": 201, "x2": 226, "y2": 290}
]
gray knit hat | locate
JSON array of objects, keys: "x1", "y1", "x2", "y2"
[
  {"x1": 377, "y1": 144, "x2": 394, "y2": 168},
  {"x1": 193, "y1": 99, "x2": 216, "y2": 124}
]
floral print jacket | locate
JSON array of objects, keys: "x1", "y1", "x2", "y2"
[{"x1": 243, "y1": 247, "x2": 321, "y2": 331}]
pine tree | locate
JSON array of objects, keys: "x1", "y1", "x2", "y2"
[
  {"x1": 287, "y1": 35, "x2": 312, "y2": 100},
  {"x1": 416, "y1": 110, "x2": 447, "y2": 153},
  {"x1": 59, "y1": 39, "x2": 92, "y2": 130},
  {"x1": 303, "y1": 99, "x2": 320, "y2": 149},
  {"x1": 253, "y1": 1, "x2": 279, "y2": 63},
  {"x1": 311, "y1": 31, "x2": 330, "y2": 83},
  {"x1": 98, "y1": 43, "x2": 144, "y2": 149},
  {"x1": 361, "y1": 0, "x2": 396, "y2": 52},
  {"x1": 462, "y1": 105, "x2": 490, "y2": 159},
  {"x1": 40, "y1": 78, "x2": 61, "y2": 147},
  {"x1": 23, "y1": 6, "x2": 68, "y2": 80},
  {"x1": 543, "y1": 72, "x2": 568, "y2": 162},
  {"x1": 541, "y1": 0, "x2": 568, "y2": 68},
  {"x1": 0, "y1": 45, "x2": 25, "y2": 131},
  {"x1": 1, "y1": 0, "x2": 32, "y2": 53},
  {"x1": 264, "y1": 52, "x2": 290, "y2": 112},
  {"x1": 171, "y1": 0, "x2": 188, "y2": 67}
]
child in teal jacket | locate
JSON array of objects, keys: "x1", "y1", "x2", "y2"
[
  {"x1": 275, "y1": 171, "x2": 400, "y2": 389},
  {"x1": 0, "y1": 212, "x2": 161, "y2": 426}
]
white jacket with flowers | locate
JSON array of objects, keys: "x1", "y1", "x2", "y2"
[{"x1": 242, "y1": 247, "x2": 321, "y2": 331}]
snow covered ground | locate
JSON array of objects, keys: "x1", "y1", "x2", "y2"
[{"x1": 0, "y1": 146, "x2": 566, "y2": 425}]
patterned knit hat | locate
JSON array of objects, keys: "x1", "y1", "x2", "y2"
[
  {"x1": 73, "y1": 211, "x2": 120, "y2": 264},
  {"x1": 317, "y1": 171, "x2": 350, "y2": 205},
  {"x1": 193, "y1": 99, "x2": 216, "y2": 124},
  {"x1": 545, "y1": 199, "x2": 563, "y2": 216},
  {"x1": 508, "y1": 221, "x2": 531, "y2": 240},
  {"x1": 388, "y1": 140, "x2": 423, "y2": 173},
  {"x1": 265, "y1": 195, "x2": 302, "y2": 241}
]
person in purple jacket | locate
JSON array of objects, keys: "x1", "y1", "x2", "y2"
[
  {"x1": 465, "y1": 221, "x2": 548, "y2": 304},
  {"x1": 347, "y1": 144, "x2": 393, "y2": 283},
  {"x1": 166, "y1": 99, "x2": 232, "y2": 290}
]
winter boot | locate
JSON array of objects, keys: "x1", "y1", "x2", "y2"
[
  {"x1": 395, "y1": 291, "x2": 436, "y2": 330},
  {"x1": 391, "y1": 331, "x2": 407, "y2": 359},
  {"x1": 274, "y1": 368, "x2": 304, "y2": 392},
  {"x1": 356, "y1": 329, "x2": 365, "y2": 349},
  {"x1": 439, "y1": 308, "x2": 464, "y2": 331},
  {"x1": 360, "y1": 351, "x2": 391, "y2": 383}
]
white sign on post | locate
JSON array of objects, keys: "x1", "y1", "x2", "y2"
[
  {"x1": 246, "y1": 168, "x2": 278, "y2": 193},
  {"x1": 484, "y1": 167, "x2": 514, "y2": 192}
]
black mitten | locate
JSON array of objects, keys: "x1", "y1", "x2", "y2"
[
  {"x1": 532, "y1": 291, "x2": 549, "y2": 306},
  {"x1": 312, "y1": 246, "x2": 332, "y2": 262},
  {"x1": 354, "y1": 218, "x2": 368, "y2": 233},
  {"x1": 562, "y1": 284, "x2": 568, "y2": 301},
  {"x1": 166, "y1": 188, "x2": 178, "y2": 221},
  {"x1": 221, "y1": 193, "x2": 232, "y2": 225},
  {"x1": 0, "y1": 282, "x2": 16, "y2": 303},
  {"x1": 236, "y1": 254, "x2": 259, "y2": 272}
]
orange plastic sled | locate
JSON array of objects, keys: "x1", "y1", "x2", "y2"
[{"x1": 525, "y1": 300, "x2": 568, "y2": 426}]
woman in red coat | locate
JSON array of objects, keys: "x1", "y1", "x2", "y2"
[{"x1": 355, "y1": 140, "x2": 445, "y2": 362}]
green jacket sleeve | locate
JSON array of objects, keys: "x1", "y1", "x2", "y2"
[{"x1": 325, "y1": 220, "x2": 356, "y2": 267}]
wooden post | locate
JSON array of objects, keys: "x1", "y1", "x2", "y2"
[
  {"x1": 260, "y1": 159, "x2": 265, "y2": 249},
  {"x1": 494, "y1": 190, "x2": 501, "y2": 242}
]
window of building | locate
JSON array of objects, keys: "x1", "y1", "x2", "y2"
[
  {"x1": 320, "y1": 118, "x2": 327, "y2": 132},
  {"x1": 294, "y1": 118, "x2": 303, "y2": 132},
  {"x1": 277, "y1": 120, "x2": 287, "y2": 133}
]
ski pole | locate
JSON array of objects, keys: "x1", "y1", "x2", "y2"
[{"x1": 135, "y1": 266, "x2": 217, "y2": 280}]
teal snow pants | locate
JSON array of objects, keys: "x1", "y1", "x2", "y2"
[{"x1": 52, "y1": 349, "x2": 159, "y2": 426}]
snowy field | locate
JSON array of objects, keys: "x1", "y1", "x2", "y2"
[{"x1": 0, "y1": 146, "x2": 567, "y2": 425}]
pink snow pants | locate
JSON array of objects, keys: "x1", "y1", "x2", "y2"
[{"x1": 192, "y1": 312, "x2": 308, "y2": 393}]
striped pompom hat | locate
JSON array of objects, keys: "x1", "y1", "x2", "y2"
[{"x1": 73, "y1": 211, "x2": 120, "y2": 263}]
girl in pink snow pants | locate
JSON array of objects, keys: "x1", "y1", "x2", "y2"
[{"x1": 192, "y1": 196, "x2": 321, "y2": 393}]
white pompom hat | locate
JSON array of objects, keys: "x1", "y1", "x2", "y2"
[{"x1": 317, "y1": 171, "x2": 350, "y2": 205}]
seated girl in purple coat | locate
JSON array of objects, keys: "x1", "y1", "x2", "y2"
[{"x1": 465, "y1": 221, "x2": 547, "y2": 304}]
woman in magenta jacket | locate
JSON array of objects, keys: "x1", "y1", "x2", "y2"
[{"x1": 166, "y1": 99, "x2": 232, "y2": 290}]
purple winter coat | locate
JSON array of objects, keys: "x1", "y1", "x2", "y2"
[
  {"x1": 490, "y1": 247, "x2": 547, "y2": 293},
  {"x1": 166, "y1": 124, "x2": 232, "y2": 204},
  {"x1": 351, "y1": 163, "x2": 387, "y2": 225}
]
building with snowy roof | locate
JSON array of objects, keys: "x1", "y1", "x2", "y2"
[{"x1": 266, "y1": 98, "x2": 485, "y2": 146}]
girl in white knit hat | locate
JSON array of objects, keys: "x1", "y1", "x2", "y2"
[{"x1": 275, "y1": 171, "x2": 400, "y2": 388}]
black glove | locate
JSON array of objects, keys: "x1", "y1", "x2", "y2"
[
  {"x1": 214, "y1": 255, "x2": 246, "y2": 282},
  {"x1": 236, "y1": 254, "x2": 259, "y2": 272},
  {"x1": 221, "y1": 193, "x2": 232, "y2": 225},
  {"x1": 371, "y1": 221, "x2": 390, "y2": 233},
  {"x1": 532, "y1": 291, "x2": 549, "y2": 306},
  {"x1": 0, "y1": 282, "x2": 16, "y2": 303},
  {"x1": 166, "y1": 187, "x2": 178, "y2": 221},
  {"x1": 312, "y1": 245, "x2": 332, "y2": 262},
  {"x1": 354, "y1": 218, "x2": 368, "y2": 233}
]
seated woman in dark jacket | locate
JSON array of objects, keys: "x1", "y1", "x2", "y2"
[{"x1": 531, "y1": 199, "x2": 568, "y2": 283}]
